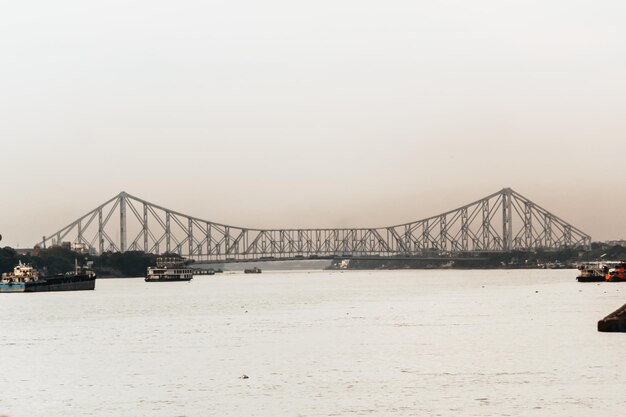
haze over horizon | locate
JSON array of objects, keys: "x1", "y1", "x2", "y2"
[{"x1": 2, "y1": 1, "x2": 625, "y2": 248}]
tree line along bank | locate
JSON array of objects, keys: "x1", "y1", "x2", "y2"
[{"x1": 1, "y1": 242, "x2": 625, "y2": 276}]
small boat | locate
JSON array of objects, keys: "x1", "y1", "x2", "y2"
[
  {"x1": 244, "y1": 266, "x2": 262, "y2": 274},
  {"x1": 145, "y1": 257, "x2": 193, "y2": 282},
  {"x1": 606, "y1": 261, "x2": 626, "y2": 282},
  {"x1": 0, "y1": 261, "x2": 96, "y2": 293}
]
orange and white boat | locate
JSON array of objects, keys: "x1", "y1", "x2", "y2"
[{"x1": 606, "y1": 261, "x2": 626, "y2": 282}]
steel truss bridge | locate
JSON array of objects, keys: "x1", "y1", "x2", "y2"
[{"x1": 39, "y1": 188, "x2": 591, "y2": 262}]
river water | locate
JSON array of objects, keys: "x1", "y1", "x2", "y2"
[{"x1": 0, "y1": 269, "x2": 624, "y2": 417}]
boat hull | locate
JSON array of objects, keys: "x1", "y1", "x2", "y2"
[
  {"x1": 0, "y1": 275, "x2": 96, "y2": 293},
  {"x1": 576, "y1": 276, "x2": 605, "y2": 282},
  {"x1": 144, "y1": 276, "x2": 193, "y2": 282},
  {"x1": 598, "y1": 303, "x2": 626, "y2": 332},
  {"x1": 0, "y1": 282, "x2": 27, "y2": 292}
]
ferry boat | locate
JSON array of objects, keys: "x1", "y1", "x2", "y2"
[
  {"x1": 606, "y1": 261, "x2": 626, "y2": 282},
  {"x1": 577, "y1": 262, "x2": 611, "y2": 282},
  {"x1": 0, "y1": 261, "x2": 96, "y2": 293},
  {"x1": 145, "y1": 257, "x2": 193, "y2": 282},
  {"x1": 244, "y1": 266, "x2": 262, "y2": 274}
]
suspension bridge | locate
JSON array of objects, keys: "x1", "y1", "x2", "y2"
[{"x1": 38, "y1": 188, "x2": 591, "y2": 263}]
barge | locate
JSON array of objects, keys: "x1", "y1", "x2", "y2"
[{"x1": 0, "y1": 261, "x2": 96, "y2": 293}]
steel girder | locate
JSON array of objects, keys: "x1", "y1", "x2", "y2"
[{"x1": 38, "y1": 188, "x2": 591, "y2": 260}]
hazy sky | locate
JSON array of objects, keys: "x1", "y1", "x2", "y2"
[{"x1": 1, "y1": 0, "x2": 625, "y2": 248}]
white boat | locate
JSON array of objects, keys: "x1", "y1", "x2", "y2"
[
  {"x1": 145, "y1": 258, "x2": 193, "y2": 282},
  {"x1": 576, "y1": 261, "x2": 620, "y2": 282}
]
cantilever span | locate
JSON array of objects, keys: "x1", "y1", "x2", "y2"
[{"x1": 39, "y1": 188, "x2": 591, "y2": 261}]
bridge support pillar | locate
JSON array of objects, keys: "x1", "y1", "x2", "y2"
[
  {"x1": 120, "y1": 193, "x2": 127, "y2": 252},
  {"x1": 502, "y1": 188, "x2": 512, "y2": 251}
]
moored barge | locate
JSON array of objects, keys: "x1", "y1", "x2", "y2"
[{"x1": 0, "y1": 262, "x2": 96, "y2": 293}]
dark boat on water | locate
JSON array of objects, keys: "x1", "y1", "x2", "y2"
[
  {"x1": 145, "y1": 257, "x2": 193, "y2": 282},
  {"x1": 244, "y1": 266, "x2": 262, "y2": 274},
  {"x1": 0, "y1": 261, "x2": 96, "y2": 293}
]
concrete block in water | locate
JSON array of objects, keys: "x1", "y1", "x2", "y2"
[{"x1": 598, "y1": 303, "x2": 626, "y2": 332}]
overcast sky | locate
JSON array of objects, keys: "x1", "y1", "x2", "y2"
[{"x1": 1, "y1": 0, "x2": 625, "y2": 248}]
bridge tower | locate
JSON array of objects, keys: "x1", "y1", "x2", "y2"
[
  {"x1": 119, "y1": 192, "x2": 127, "y2": 253},
  {"x1": 502, "y1": 187, "x2": 513, "y2": 251}
]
